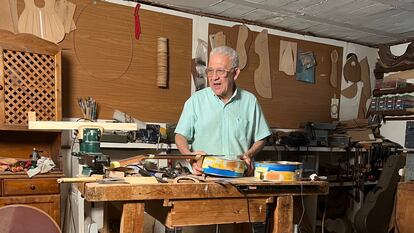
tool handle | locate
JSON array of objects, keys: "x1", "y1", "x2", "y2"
[
  {"x1": 117, "y1": 154, "x2": 211, "y2": 167},
  {"x1": 57, "y1": 176, "x2": 103, "y2": 183}
]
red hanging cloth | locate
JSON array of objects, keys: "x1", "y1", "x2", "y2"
[{"x1": 134, "y1": 3, "x2": 141, "y2": 40}]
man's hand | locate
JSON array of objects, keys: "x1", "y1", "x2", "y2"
[
  {"x1": 189, "y1": 151, "x2": 206, "y2": 175},
  {"x1": 240, "y1": 154, "x2": 254, "y2": 176}
]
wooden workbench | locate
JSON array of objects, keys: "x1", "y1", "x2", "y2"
[{"x1": 77, "y1": 177, "x2": 328, "y2": 233}]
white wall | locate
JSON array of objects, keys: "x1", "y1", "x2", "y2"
[
  {"x1": 339, "y1": 43, "x2": 378, "y2": 120},
  {"x1": 107, "y1": 0, "x2": 378, "y2": 123}
]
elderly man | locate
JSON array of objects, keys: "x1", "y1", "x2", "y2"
[{"x1": 175, "y1": 46, "x2": 271, "y2": 176}]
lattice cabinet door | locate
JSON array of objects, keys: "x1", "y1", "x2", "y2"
[{"x1": 0, "y1": 32, "x2": 61, "y2": 129}]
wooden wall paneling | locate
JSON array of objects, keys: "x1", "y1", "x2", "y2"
[
  {"x1": 47, "y1": 0, "x2": 193, "y2": 123},
  {"x1": 209, "y1": 24, "x2": 343, "y2": 128}
]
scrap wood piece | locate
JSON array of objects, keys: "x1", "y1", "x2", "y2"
[
  {"x1": 360, "y1": 57, "x2": 371, "y2": 98},
  {"x1": 279, "y1": 40, "x2": 297, "y2": 76},
  {"x1": 120, "y1": 202, "x2": 145, "y2": 233},
  {"x1": 118, "y1": 155, "x2": 146, "y2": 167},
  {"x1": 383, "y1": 69, "x2": 414, "y2": 82},
  {"x1": 358, "y1": 92, "x2": 369, "y2": 119},
  {"x1": 341, "y1": 82, "x2": 358, "y2": 98},
  {"x1": 254, "y1": 29, "x2": 272, "y2": 98},
  {"x1": 273, "y1": 196, "x2": 293, "y2": 233},
  {"x1": 358, "y1": 57, "x2": 371, "y2": 119}
]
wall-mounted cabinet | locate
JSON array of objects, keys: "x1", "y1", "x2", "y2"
[
  {"x1": 0, "y1": 32, "x2": 63, "y2": 225},
  {"x1": 0, "y1": 31, "x2": 62, "y2": 130}
]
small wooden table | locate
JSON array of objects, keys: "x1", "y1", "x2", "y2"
[{"x1": 78, "y1": 178, "x2": 328, "y2": 233}]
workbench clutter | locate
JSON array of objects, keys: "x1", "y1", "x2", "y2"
[
  {"x1": 0, "y1": 149, "x2": 55, "y2": 177},
  {"x1": 273, "y1": 119, "x2": 383, "y2": 148},
  {"x1": 27, "y1": 111, "x2": 138, "y2": 176},
  {"x1": 107, "y1": 109, "x2": 171, "y2": 144}
]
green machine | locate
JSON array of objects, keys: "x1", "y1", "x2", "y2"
[
  {"x1": 27, "y1": 111, "x2": 138, "y2": 174},
  {"x1": 73, "y1": 127, "x2": 110, "y2": 175}
]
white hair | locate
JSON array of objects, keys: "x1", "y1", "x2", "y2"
[{"x1": 210, "y1": 46, "x2": 239, "y2": 68}]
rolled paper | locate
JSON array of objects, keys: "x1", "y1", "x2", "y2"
[{"x1": 157, "y1": 37, "x2": 168, "y2": 88}]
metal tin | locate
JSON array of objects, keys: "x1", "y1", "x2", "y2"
[
  {"x1": 202, "y1": 156, "x2": 245, "y2": 177},
  {"x1": 254, "y1": 161, "x2": 302, "y2": 181}
]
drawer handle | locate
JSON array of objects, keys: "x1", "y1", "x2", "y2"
[{"x1": 30, "y1": 185, "x2": 36, "y2": 190}]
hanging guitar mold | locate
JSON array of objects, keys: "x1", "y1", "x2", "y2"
[
  {"x1": 236, "y1": 24, "x2": 251, "y2": 71},
  {"x1": 254, "y1": 29, "x2": 272, "y2": 99},
  {"x1": 18, "y1": 0, "x2": 65, "y2": 43}
]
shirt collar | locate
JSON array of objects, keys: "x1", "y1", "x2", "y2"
[{"x1": 208, "y1": 86, "x2": 239, "y2": 104}]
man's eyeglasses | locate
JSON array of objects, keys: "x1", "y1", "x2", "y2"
[{"x1": 205, "y1": 68, "x2": 235, "y2": 77}]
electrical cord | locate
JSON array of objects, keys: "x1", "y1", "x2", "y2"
[
  {"x1": 297, "y1": 182, "x2": 305, "y2": 233},
  {"x1": 321, "y1": 196, "x2": 328, "y2": 233}
]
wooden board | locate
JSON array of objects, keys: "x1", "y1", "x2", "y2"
[
  {"x1": 28, "y1": 111, "x2": 137, "y2": 131},
  {"x1": 209, "y1": 24, "x2": 343, "y2": 128},
  {"x1": 20, "y1": 0, "x2": 193, "y2": 123},
  {"x1": 396, "y1": 182, "x2": 414, "y2": 233},
  {"x1": 80, "y1": 181, "x2": 329, "y2": 201},
  {"x1": 145, "y1": 198, "x2": 267, "y2": 227}
]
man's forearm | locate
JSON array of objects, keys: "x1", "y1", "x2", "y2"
[
  {"x1": 175, "y1": 133, "x2": 192, "y2": 154},
  {"x1": 244, "y1": 139, "x2": 266, "y2": 158}
]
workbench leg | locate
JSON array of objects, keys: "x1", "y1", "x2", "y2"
[
  {"x1": 272, "y1": 196, "x2": 293, "y2": 233},
  {"x1": 120, "y1": 202, "x2": 145, "y2": 233}
]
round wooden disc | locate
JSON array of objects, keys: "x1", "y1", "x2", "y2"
[
  {"x1": 74, "y1": 2, "x2": 133, "y2": 81},
  {"x1": 0, "y1": 205, "x2": 61, "y2": 233}
]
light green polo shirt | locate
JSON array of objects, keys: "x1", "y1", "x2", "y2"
[{"x1": 175, "y1": 87, "x2": 272, "y2": 160}]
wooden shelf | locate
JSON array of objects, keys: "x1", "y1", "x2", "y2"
[
  {"x1": 373, "y1": 85, "x2": 414, "y2": 97},
  {"x1": 329, "y1": 180, "x2": 377, "y2": 187},
  {"x1": 383, "y1": 116, "x2": 414, "y2": 121},
  {"x1": 374, "y1": 63, "x2": 414, "y2": 79},
  {"x1": 371, "y1": 109, "x2": 414, "y2": 121},
  {"x1": 371, "y1": 109, "x2": 414, "y2": 116}
]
